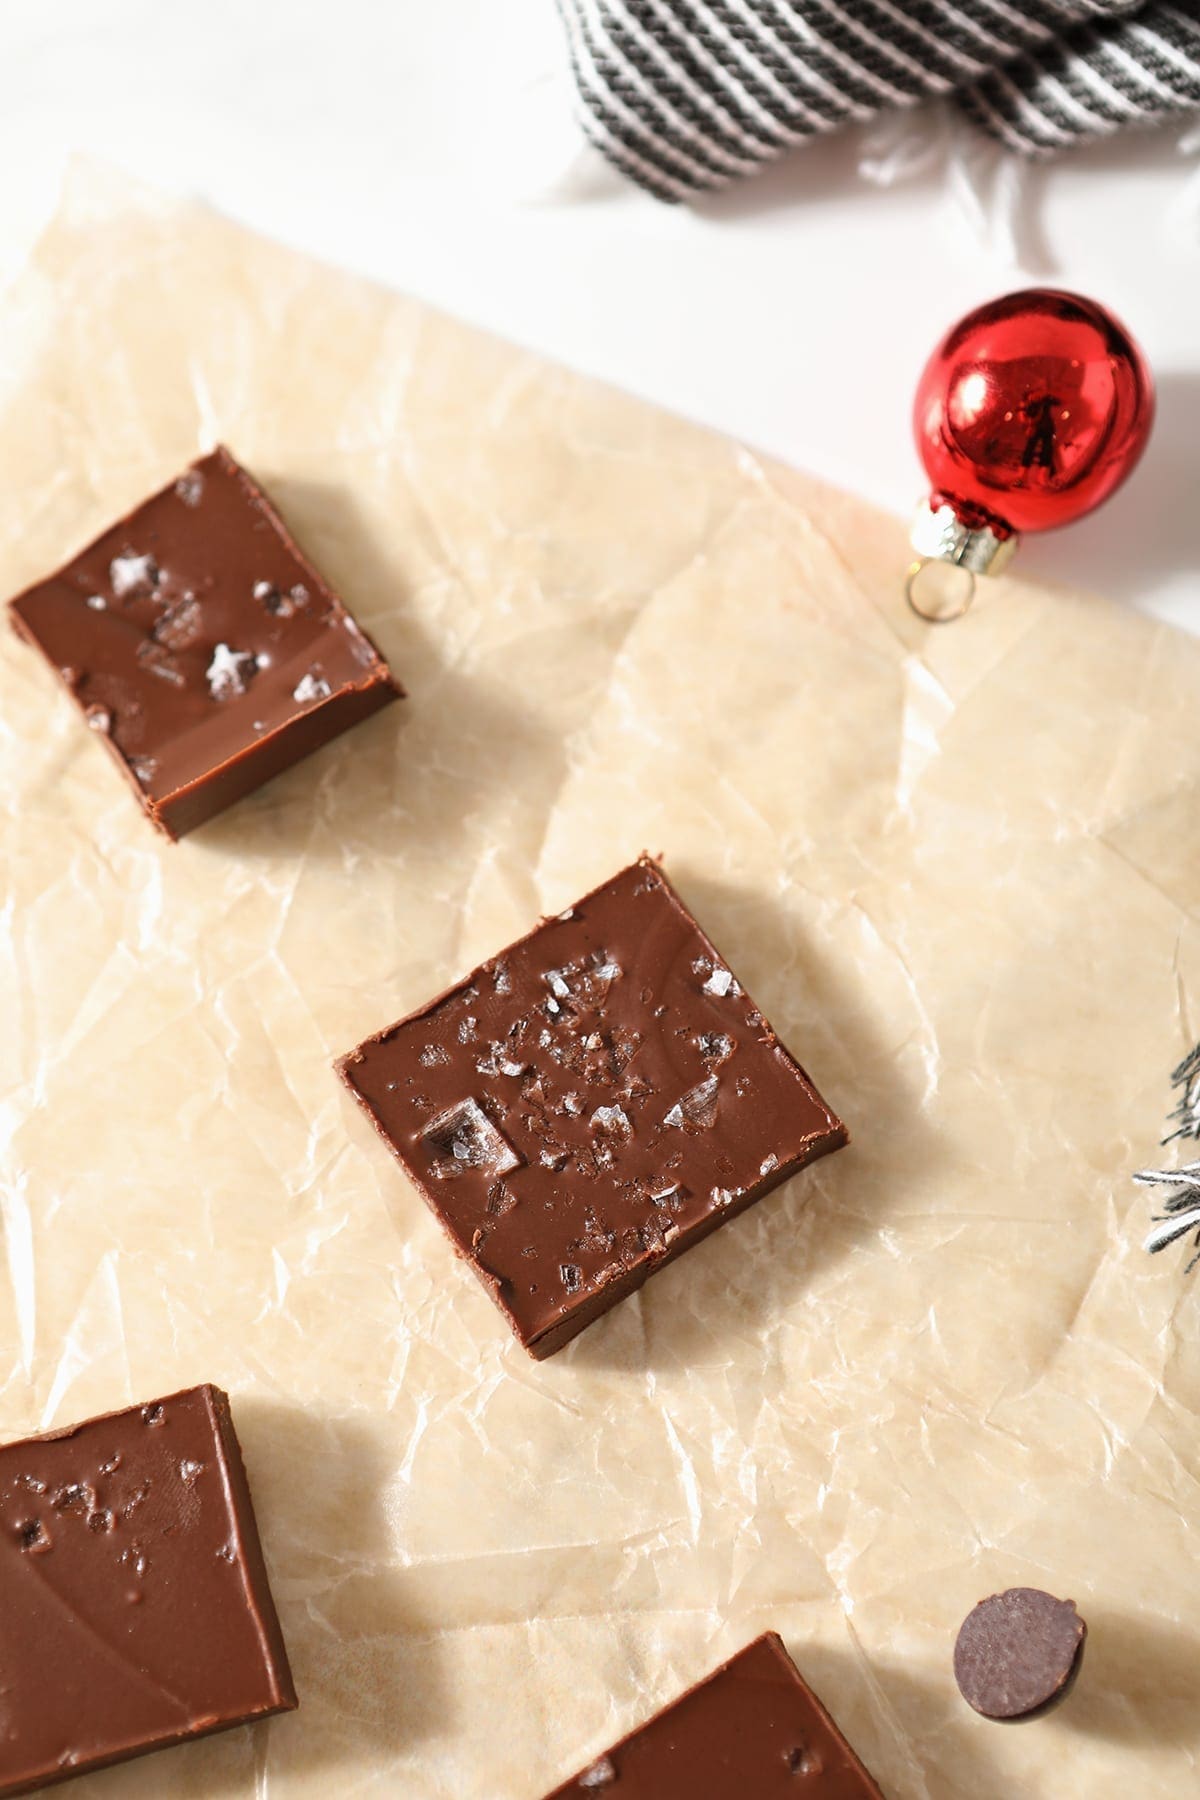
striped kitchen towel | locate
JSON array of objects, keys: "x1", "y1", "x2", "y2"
[{"x1": 556, "y1": 0, "x2": 1200, "y2": 198}]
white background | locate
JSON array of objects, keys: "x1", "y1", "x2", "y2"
[{"x1": 2, "y1": 0, "x2": 1197, "y2": 630}]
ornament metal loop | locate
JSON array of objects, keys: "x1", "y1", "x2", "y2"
[{"x1": 905, "y1": 558, "x2": 976, "y2": 624}]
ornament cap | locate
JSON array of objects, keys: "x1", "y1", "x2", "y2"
[
  {"x1": 909, "y1": 498, "x2": 1019, "y2": 576},
  {"x1": 906, "y1": 499, "x2": 1020, "y2": 622}
]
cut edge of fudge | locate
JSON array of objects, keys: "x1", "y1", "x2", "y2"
[
  {"x1": 0, "y1": 1382, "x2": 297, "y2": 1798},
  {"x1": 337, "y1": 855, "x2": 848, "y2": 1359},
  {"x1": 542, "y1": 1631, "x2": 885, "y2": 1799},
  {"x1": 6, "y1": 445, "x2": 404, "y2": 840}
]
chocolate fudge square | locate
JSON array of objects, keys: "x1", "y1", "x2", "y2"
[
  {"x1": 337, "y1": 857, "x2": 847, "y2": 1358},
  {"x1": 543, "y1": 1632, "x2": 884, "y2": 1798},
  {"x1": 0, "y1": 1384, "x2": 295, "y2": 1796},
  {"x1": 6, "y1": 446, "x2": 401, "y2": 838}
]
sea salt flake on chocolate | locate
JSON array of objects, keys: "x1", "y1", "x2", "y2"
[
  {"x1": 17, "y1": 1519, "x2": 49, "y2": 1552},
  {"x1": 207, "y1": 643, "x2": 257, "y2": 701},
  {"x1": 664, "y1": 1074, "x2": 719, "y2": 1130},
  {"x1": 422, "y1": 1099, "x2": 521, "y2": 1179},
  {"x1": 342, "y1": 616, "x2": 380, "y2": 666},
  {"x1": 253, "y1": 579, "x2": 294, "y2": 618},
  {"x1": 487, "y1": 1181, "x2": 518, "y2": 1216},
  {"x1": 109, "y1": 552, "x2": 159, "y2": 598},
  {"x1": 476, "y1": 1042, "x2": 527, "y2": 1078},
  {"x1": 786, "y1": 1744, "x2": 824, "y2": 1774},
  {"x1": 152, "y1": 595, "x2": 203, "y2": 651},
  {"x1": 137, "y1": 641, "x2": 186, "y2": 688},
  {"x1": 175, "y1": 470, "x2": 204, "y2": 506},
  {"x1": 577, "y1": 1755, "x2": 616, "y2": 1788},
  {"x1": 293, "y1": 670, "x2": 331, "y2": 705},
  {"x1": 591, "y1": 1105, "x2": 632, "y2": 1141}
]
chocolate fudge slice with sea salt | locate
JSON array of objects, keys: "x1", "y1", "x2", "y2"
[
  {"x1": 337, "y1": 857, "x2": 847, "y2": 1357},
  {"x1": 7, "y1": 446, "x2": 401, "y2": 838},
  {"x1": 0, "y1": 1384, "x2": 295, "y2": 1795},
  {"x1": 543, "y1": 1632, "x2": 884, "y2": 1798}
]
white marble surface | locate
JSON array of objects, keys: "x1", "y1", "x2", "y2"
[{"x1": 2, "y1": 0, "x2": 1197, "y2": 629}]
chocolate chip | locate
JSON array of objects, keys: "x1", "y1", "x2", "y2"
[{"x1": 954, "y1": 1587, "x2": 1087, "y2": 1720}]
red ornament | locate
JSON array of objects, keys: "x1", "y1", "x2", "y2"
[{"x1": 907, "y1": 287, "x2": 1154, "y2": 620}]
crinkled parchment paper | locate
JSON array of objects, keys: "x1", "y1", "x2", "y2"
[{"x1": 1, "y1": 165, "x2": 1198, "y2": 1800}]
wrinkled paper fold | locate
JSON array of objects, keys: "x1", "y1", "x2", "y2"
[{"x1": 1, "y1": 166, "x2": 1198, "y2": 1798}]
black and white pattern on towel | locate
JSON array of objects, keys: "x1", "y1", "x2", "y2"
[{"x1": 556, "y1": 0, "x2": 1200, "y2": 198}]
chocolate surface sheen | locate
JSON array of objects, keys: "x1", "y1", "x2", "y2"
[
  {"x1": 0, "y1": 1384, "x2": 296, "y2": 1795},
  {"x1": 543, "y1": 1632, "x2": 885, "y2": 1798},
  {"x1": 6, "y1": 446, "x2": 401, "y2": 837},
  {"x1": 337, "y1": 857, "x2": 847, "y2": 1357},
  {"x1": 954, "y1": 1587, "x2": 1087, "y2": 1720}
]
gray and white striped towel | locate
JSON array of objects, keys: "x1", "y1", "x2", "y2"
[{"x1": 556, "y1": 0, "x2": 1200, "y2": 198}]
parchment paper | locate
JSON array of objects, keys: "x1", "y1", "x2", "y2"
[{"x1": 1, "y1": 165, "x2": 1198, "y2": 1800}]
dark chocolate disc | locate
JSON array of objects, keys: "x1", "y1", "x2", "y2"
[{"x1": 954, "y1": 1588, "x2": 1086, "y2": 1720}]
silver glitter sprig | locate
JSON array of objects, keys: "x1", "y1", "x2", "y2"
[
  {"x1": 1135, "y1": 1163, "x2": 1200, "y2": 1268},
  {"x1": 1134, "y1": 1044, "x2": 1200, "y2": 1268},
  {"x1": 1163, "y1": 1043, "x2": 1200, "y2": 1144}
]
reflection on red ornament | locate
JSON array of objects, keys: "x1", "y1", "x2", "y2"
[{"x1": 907, "y1": 288, "x2": 1154, "y2": 620}]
